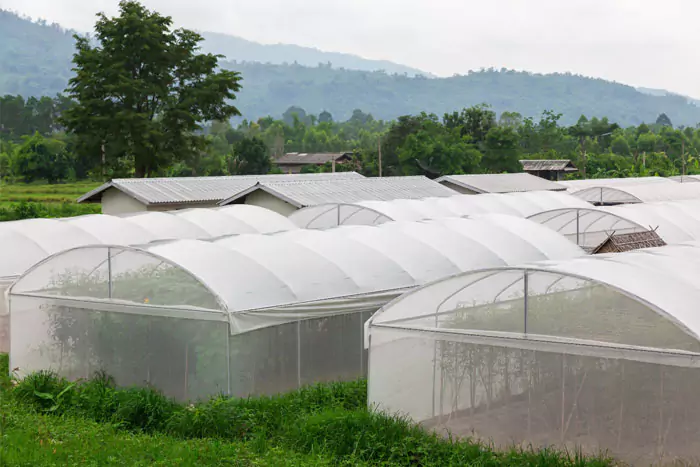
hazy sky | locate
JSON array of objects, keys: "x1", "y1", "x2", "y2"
[{"x1": 2, "y1": 0, "x2": 696, "y2": 97}]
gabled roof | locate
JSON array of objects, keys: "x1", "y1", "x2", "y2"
[
  {"x1": 219, "y1": 176, "x2": 458, "y2": 207},
  {"x1": 436, "y1": 173, "x2": 566, "y2": 193},
  {"x1": 274, "y1": 152, "x2": 353, "y2": 166},
  {"x1": 520, "y1": 159, "x2": 578, "y2": 172},
  {"x1": 592, "y1": 230, "x2": 666, "y2": 254},
  {"x1": 77, "y1": 172, "x2": 365, "y2": 205}
]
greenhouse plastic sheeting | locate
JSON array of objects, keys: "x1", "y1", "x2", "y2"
[
  {"x1": 603, "y1": 200, "x2": 700, "y2": 243},
  {"x1": 367, "y1": 243, "x2": 700, "y2": 464},
  {"x1": 527, "y1": 208, "x2": 651, "y2": 250},
  {"x1": 0, "y1": 205, "x2": 297, "y2": 353},
  {"x1": 9, "y1": 216, "x2": 584, "y2": 399},
  {"x1": 288, "y1": 191, "x2": 591, "y2": 229},
  {"x1": 572, "y1": 182, "x2": 700, "y2": 205}
]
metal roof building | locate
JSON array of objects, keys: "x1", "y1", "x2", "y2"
[
  {"x1": 436, "y1": 173, "x2": 566, "y2": 194},
  {"x1": 77, "y1": 172, "x2": 365, "y2": 215},
  {"x1": 218, "y1": 176, "x2": 458, "y2": 215},
  {"x1": 519, "y1": 159, "x2": 578, "y2": 181}
]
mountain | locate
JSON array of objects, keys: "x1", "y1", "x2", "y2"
[
  {"x1": 637, "y1": 87, "x2": 700, "y2": 107},
  {"x1": 3, "y1": 10, "x2": 700, "y2": 127},
  {"x1": 199, "y1": 32, "x2": 429, "y2": 77}
]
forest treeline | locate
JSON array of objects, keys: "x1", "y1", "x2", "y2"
[
  {"x1": 0, "y1": 93, "x2": 696, "y2": 183},
  {"x1": 4, "y1": 9, "x2": 700, "y2": 127}
]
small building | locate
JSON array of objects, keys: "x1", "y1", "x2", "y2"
[
  {"x1": 520, "y1": 159, "x2": 578, "y2": 181},
  {"x1": 274, "y1": 152, "x2": 354, "y2": 174},
  {"x1": 77, "y1": 172, "x2": 364, "y2": 215},
  {"x1": 592, "y1": 230, "x2": 666, "y2": 254},
  {"x1": 219, "y1": 176, "x2": 458, "y2": 215},
  {"x1": 436, "y1": 173, "x2": 566, "y2": 194}
]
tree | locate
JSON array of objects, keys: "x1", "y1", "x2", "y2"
[
  {"x1": 656, "y1": 113, "x2": 673, "y2": 128},
  {"x1": 229, "y1": 137, "x2": 270, "y2": 175},
  {"x1": 611, "y1": 136, "x2": 631, "y2": 157},
  {"x1": 482, "y1": 126, "x2": 522, "y2": 173},
  {"x1": 14, "y1": 132, "x2": 68, "y2": 183},
  {"x1": 282, "y1": 106, "x2": 308, "y2": 126},
  {"x1": 62, "y1": 1, "x2": 242, "y2": 178}
]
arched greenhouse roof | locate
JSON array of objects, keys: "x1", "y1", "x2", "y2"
[
  {"x1": 571, "y1": 183, "x2": 700, "y2": 205},
  {"x1": 0, "y1": 206, "x2": 297, "y2": 281},
  {"x1": 288, "y1": 191, "x2": 591, "y2": 229},
  {"x1": 527, "y1": 207, "x2": 652, "y2": 250},
  {"x1": 369, "y1": 243, "x2": 700, "y2": 354},
  {"x1": 11, "y1": 217, "x2": 585, "y2": 332},
  {"x1": 603, "y1": 200, "x2": 700, "y2": 244}
]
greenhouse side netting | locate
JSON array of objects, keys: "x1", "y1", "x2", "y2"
[
  {"x1": 367, "y1": 243, "x2": 700, "y2": 464},
  {"x1": 9, "y1": 217, "x2": 584, "y2": 400},
  {"x1": 0, "y1": 205, "x2": 297, "y2": 354}
]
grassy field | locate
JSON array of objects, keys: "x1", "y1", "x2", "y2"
[
  {"x1": 0, "y1": 181, "x2": 101, "y2": 220},
  {"x1": 0, "y1": 181, "x2": 100, "y2": 206},
  {"x1": 0, "y1": 353, "x2": 616, "y2": 467}
]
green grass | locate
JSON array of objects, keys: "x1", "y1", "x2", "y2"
[
  {"x1": 0, "y1": 359, "x2": 615, "y2": 466},
  {"x1": 0, "y1": 181, "x2": 101, "y2": 220}
]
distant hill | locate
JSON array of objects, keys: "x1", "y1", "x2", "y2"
[
  {"x1": 199, "y1": 31, "x2": 429, "y2": 77},
  {"x1": 637, "y1": 87, "x2": 700, "y2": 108},
  {"x1": 3, "y1": 10, "x2": 700, "y2": 127}
]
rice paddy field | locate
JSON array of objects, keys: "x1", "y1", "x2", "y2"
[
  {"x1": 0, "y1": 182, "x2": 101, "y2": 220},
  {"x1": 0, "y1": 354, "x2": 618, "y2": 466}
]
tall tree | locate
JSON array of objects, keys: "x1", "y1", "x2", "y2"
[
  {"x1": 62, "y1": 1, "x2": 242, "y2": 177},
  {"x1": 656, "y1": 113, "x2": 673, "y2": 128}
]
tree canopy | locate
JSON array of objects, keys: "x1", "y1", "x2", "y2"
[{"x1": 61, "y1": 1, "x2": 242, "y2": 177}]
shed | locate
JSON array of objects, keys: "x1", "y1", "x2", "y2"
[
  {"x1": 436, "y1": 173, "x2": 566, "y2": 194},
  {"x1": 592, "y1": 230, "x2": 666, "y2": 254},
  {"x1": 519, "y1": 159, "x2": 578, "y2": 181},
  {"x1": 274, "y1": 152, "x2": 354, "y2": 173},
  {"x1": 218, "y1": 176, "x2": 458, "y2": 215},
  {"x1": 77, "y1": 172, "x2": 364, "y2": 215}
]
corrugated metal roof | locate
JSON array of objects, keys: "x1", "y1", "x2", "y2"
[
  {"x1": 219, "y1": 176, "x2": 458, "y2": 207},
  {"x1": 77, "y1": 172, "x2": 365, "y2": 205},
  {"x1": 520, "y1": 159, "x2": 578, "y2": 172},
  {"x1": 274, "y1": 152, "x2": 352, "y2": 165},
  {"x1": 436, "y1": 173, "x2": 566, "y2": 194}
]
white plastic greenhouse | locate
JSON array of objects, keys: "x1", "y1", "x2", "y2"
[
  {"x1": 288, "y1": 191, "x2": 591, "y2": 229},
  {"x1": 526, "y1": 208, "x2": 653, "y2": 251},
  {"x1": 0, "y1": 206, "x2": 297, "y2": 353},
  {"x1": 571, "y1": 182, "x2": 700, "y2": 205},
  {"x1": 367, "y1": 243, "x2": 700, "y2": 464},
  {"x1": 9, "y1": 216, "x2": 584, "y2": 400},
  {"x1": 603, "y1": 200, "x2": 700, "y2": 244}
]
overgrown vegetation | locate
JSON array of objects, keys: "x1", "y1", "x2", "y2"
[{"x1": 0, "y1": 357, "x2": 614, "y2": 466}]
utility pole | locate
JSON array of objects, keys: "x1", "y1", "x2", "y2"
[
  {"x1": 682, "y1": 139, "x2": 686, "y2": 178},
  {"x1": 580, "y1": 136, "x2": 586, "y2": 179},
  {"x1": 378, "y1": 136, "x2": 383, "y2": 177}
]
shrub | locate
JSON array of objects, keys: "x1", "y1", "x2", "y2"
[{"x1": 12, "y1": 370, "x2": 76, "y2": 412}]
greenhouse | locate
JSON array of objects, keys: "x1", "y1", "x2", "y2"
[
  {"x1": 559, "y1": 176, "x2": 674, "y2": 192},
  {"x1": 571, "y1": 182, "x2": 700, "y2": 205},
  {"x1": 366, "y1": 243, "x2": 700, "y2": 464},
  {"x1": 9, "y1": 216, "x2": 583, "y2": 400},
  {"x1": 289, "y1": 191, "x2": 591, "y2": 229},
  {"x1": 526, "y1": 208, "x2": 655, "y2": 251},
  {"x1": 0, "y1": 205, "x2": 297, "y2": 353},
  {"x1": 603, "y1": 200, "x2": 700, "y2": 244}
]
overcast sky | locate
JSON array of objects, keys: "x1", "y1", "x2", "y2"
[{"x1": 2, "y1": 0, "x2": 696, "y2": 97}]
